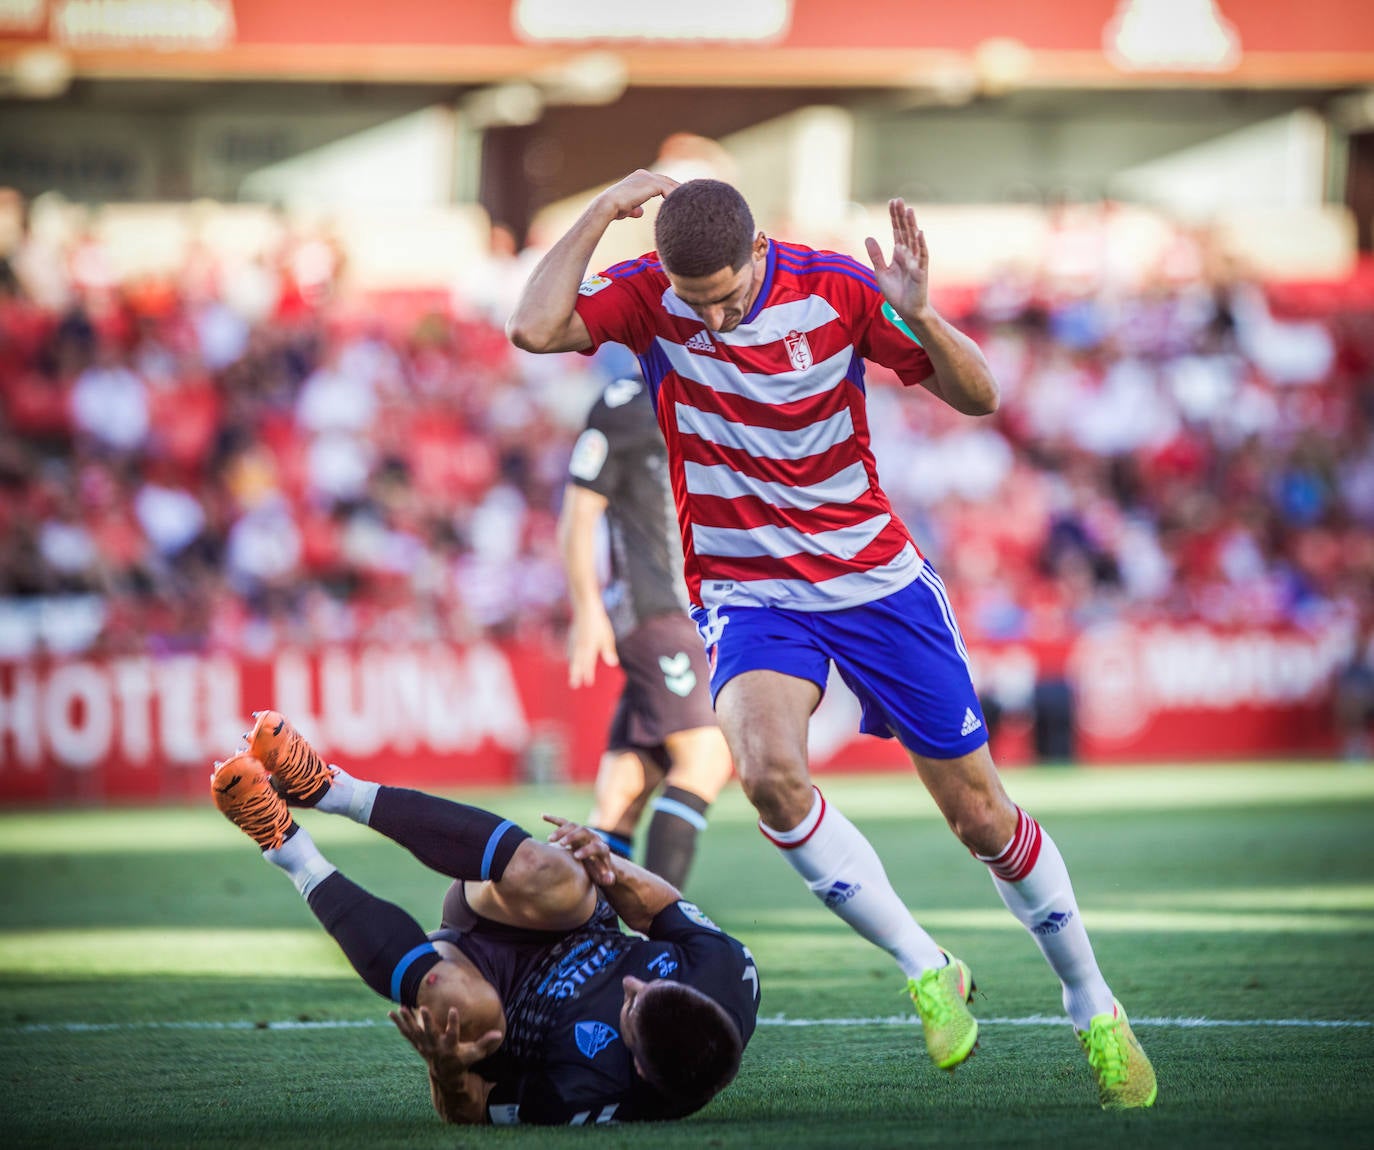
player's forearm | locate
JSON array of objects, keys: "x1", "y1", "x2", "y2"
[
  {"x1": 603, "y1": 854, "x2": 683, "y2": 934},
  {"x1": 506, "y1": 198, "x2": 616, "y2": 353},
  {"x1": 557, "y1": 519, "x2": 604, "y2": 615},
  {"x1": 902, "y1": 306, "x2": 1000, "y2": 416},
  {"x1": 427, "y1": 1066, "x2": 492, "y2": 1125}
]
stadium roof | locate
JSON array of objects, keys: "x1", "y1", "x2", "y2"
[{"x1": 2, "y1": 0, "x2": 1372, "y2": 90}]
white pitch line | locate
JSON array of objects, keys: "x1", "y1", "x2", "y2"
[
  {"x1": 8, "y1": 1014, "x2": 1370, "y2": 1035},
  {"x1": 757, "y1": 1014, "x2": 1373, "y2": 1029}
]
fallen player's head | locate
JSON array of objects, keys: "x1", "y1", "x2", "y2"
[{"x1": 622, "y1": 976, "x2": 744, "y2": 1110}]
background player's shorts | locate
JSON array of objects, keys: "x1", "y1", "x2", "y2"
[
  {"x1": 607, "y1": 612, "x2": 716, "y2": 768},
  {"x1": 691, "y1": 565, "x2": 988, "y2": 760}
]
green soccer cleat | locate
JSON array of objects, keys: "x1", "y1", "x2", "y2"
[
  {"x1": 907, "y1": 950, "x2": 978, "y2": 1069},
  {"x1": 1077, "y1": 1000, "x2": 1158, "y2": 1110}
]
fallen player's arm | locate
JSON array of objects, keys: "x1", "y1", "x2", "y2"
[
  {"x1": 389, "y1": 1005, "x2": 501, "y2": 1125},
  {"x1": 425, "y1": 1061, "x2": 494, "y2": 1125},
  {"x1": 544, "y1": 815, "x2": 681, "y2": 934}
]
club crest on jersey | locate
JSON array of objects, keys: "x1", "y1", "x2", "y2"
[
  {"x1": 574, "y1": 1021, "x2": 620, "y2": 1059},
  {"x1": 578, "y1": 274, "x2": 613, "y2": 296},
  {"x1": 784, "y1": 329, "x2": 813, "y2": 371}
]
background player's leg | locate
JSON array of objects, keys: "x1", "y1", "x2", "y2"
[
  {"x1": 909, "y1": 744, "x2": 1115, "y2": 1028},
  {"x1": 587, "y1": 748, "x2": 660, "y2": 859},
  {"x1": 646, "y1": 725, "x2": 733, "y2": 888}
]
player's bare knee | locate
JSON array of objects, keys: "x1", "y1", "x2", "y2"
[
  {"x1": 736, "y1": 757, "x2": 812, "y2": 830},
  {"x1": 948, "y1": 795, "x2": 1017, "y2": 856},
  {"x1": 501, "y1": 839, "x2": 589, "y2": 901}
]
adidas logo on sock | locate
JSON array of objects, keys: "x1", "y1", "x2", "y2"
[
  {"x1": 822, "y1": 880, "x2": 862, "y2": 909},
  {"x1": 1031, "y1": 910, "x2": 1075, "y2": 936},
  {"x1": 960, "y1": 707, "x2": 983, "y2": 737},
  {"x1": 684, "y1": 330, "x2": 716, "y2": 353}
]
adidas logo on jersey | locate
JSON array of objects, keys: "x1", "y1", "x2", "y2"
[
  {"x1": 684, "y1": 329, "x2": 716, "y2": 354},
  {"x1": 960, "y1": 707, "x2": 983, "y2": 737}
]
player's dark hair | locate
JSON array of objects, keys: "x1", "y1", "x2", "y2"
[
  {"x1": 654, "y1": 179, "x2": 755, "y2": 278},
  {"x1": 633, "y1": 983, "x2": 744, "y2": 1110}
]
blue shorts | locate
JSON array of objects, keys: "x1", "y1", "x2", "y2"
[{"x1": 691, "y1": 566, "x2": 988, "y2": 760}]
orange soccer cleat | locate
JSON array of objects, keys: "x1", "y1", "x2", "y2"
[
  {"x1": 245, "y1": 710, "x2": 337, "y2": 806},
  {"x1": 211, "y1": 752, "x2": 295, "y2": 851}
]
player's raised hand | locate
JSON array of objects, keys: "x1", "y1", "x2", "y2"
[
  {"x1": 567, "y1": 606, "x2": 619, "y2": 688},
  {"x1": 543, "y1": 814, "x2": 618, "y2": 887},
  {"x1": 389, "y1": 1005, "x2": 502, "y2": 1071},
  {"x1": 596, "y1": 169, "x2": 681, "y2": 221},
  {"x1": 865, "y1": 197, "x2": 930, "y2": 322}
]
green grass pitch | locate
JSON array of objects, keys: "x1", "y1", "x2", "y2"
[{"x1": 3, "y1": 765, "x2": 1373, "y2": 1148}]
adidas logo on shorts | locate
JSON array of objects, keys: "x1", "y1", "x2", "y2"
[{"x1": 960, "y1": 707, "x2": 983, "y2": 737}]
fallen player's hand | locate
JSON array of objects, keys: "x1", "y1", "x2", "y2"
[
  {"x1": 388, "y1": 1005, "x2": 502, "y2": 1072},
  {"x1": 543, "y1": 814, "x2": 617, "y2": 887}
]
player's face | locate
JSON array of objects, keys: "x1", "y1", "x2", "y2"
[
  {"x1": 667, "y1": 234, "x2": 768, "y2": 333},
  {"x1": 619, "y1": 974, "x2": 656, "y2": 1055}
]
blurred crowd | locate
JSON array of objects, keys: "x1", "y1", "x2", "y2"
[{"x1": 1, "y1": 191, "x2": 1373, "y2": 723}]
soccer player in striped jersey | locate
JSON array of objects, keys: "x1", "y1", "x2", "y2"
[{"x1": 508, "y1": 170, "x2": 1156, "y2": 1109}]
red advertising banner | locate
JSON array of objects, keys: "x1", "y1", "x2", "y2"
[{"x1": 0, "y1": 620, "x2": 1350, "y2": 805}]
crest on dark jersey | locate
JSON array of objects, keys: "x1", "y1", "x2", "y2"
[{"x1": 574, "y1": 1021, "x2": 620, "y2": 1059}]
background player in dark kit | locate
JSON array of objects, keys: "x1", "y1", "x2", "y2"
[{"x1": 560, "y1": 373, "x2": 733, "y2": 887}]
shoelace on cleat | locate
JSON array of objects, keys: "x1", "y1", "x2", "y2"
[
  {"x1": 910, "y1": 968, "x2": 957, "y2": 1026},
  {"x1": 263, "y1": 722, "x2": 334, "y2": 796},
  {"x1": 219, "y1": 773, "x2": 289, "y2": 847},
  {"x1": 1083, "y1": 1019, "x2": 1129, "y2": 1088}
]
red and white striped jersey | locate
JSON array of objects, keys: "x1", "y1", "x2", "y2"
[{"x1": 574, "y1": 240, "x2": 935, "y2": 613}]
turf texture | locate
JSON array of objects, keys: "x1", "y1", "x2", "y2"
[{"x1": 2, "y1": 765, "x2": 1372, "y2": 1148}]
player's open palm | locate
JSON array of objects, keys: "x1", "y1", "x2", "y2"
[
  {"x1": 865, "y1": 197, "x2": 930, "y2": 322},
  {"x1": 389, "y1": 1005, "x2": 502, "y2": 1072}
]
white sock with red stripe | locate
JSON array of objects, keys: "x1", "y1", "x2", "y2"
[
  {"x1": 761, "y1": 786, "x2": 945, "y2": 978},
  {"x1": 978, "y1": 807, "x2": 1114, "y2": 1029}
]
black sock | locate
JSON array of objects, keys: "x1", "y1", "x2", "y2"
[
  {"x1": 592, "y1": 828, "x2": 634, "y2": 860},
  {"x1": 645, "y1": 786, "x2": 711, "y2": 890},
  {"x1": 305, "y1": 871, "x2": 442, "y2": 1006},
  {"x1": 368, "y1": 786, "x2": 530, "y2": 882}
]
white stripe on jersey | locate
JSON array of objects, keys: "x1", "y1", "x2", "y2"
[
  {"x1": 692, "y1": 512, "x2": 891, "y2": 562},
  {"x1": 684, "y1": 459, "x2": 870, "y2": 510},
  {"x1": 674, "y1": 402, "x2": 855, "y2": 461},
  {"x1": 699, "y1": 547, "x2": 924, "y2": 612},
  {"x1": 658, "y1": 336, "x2": 851, "y2": 406}
]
